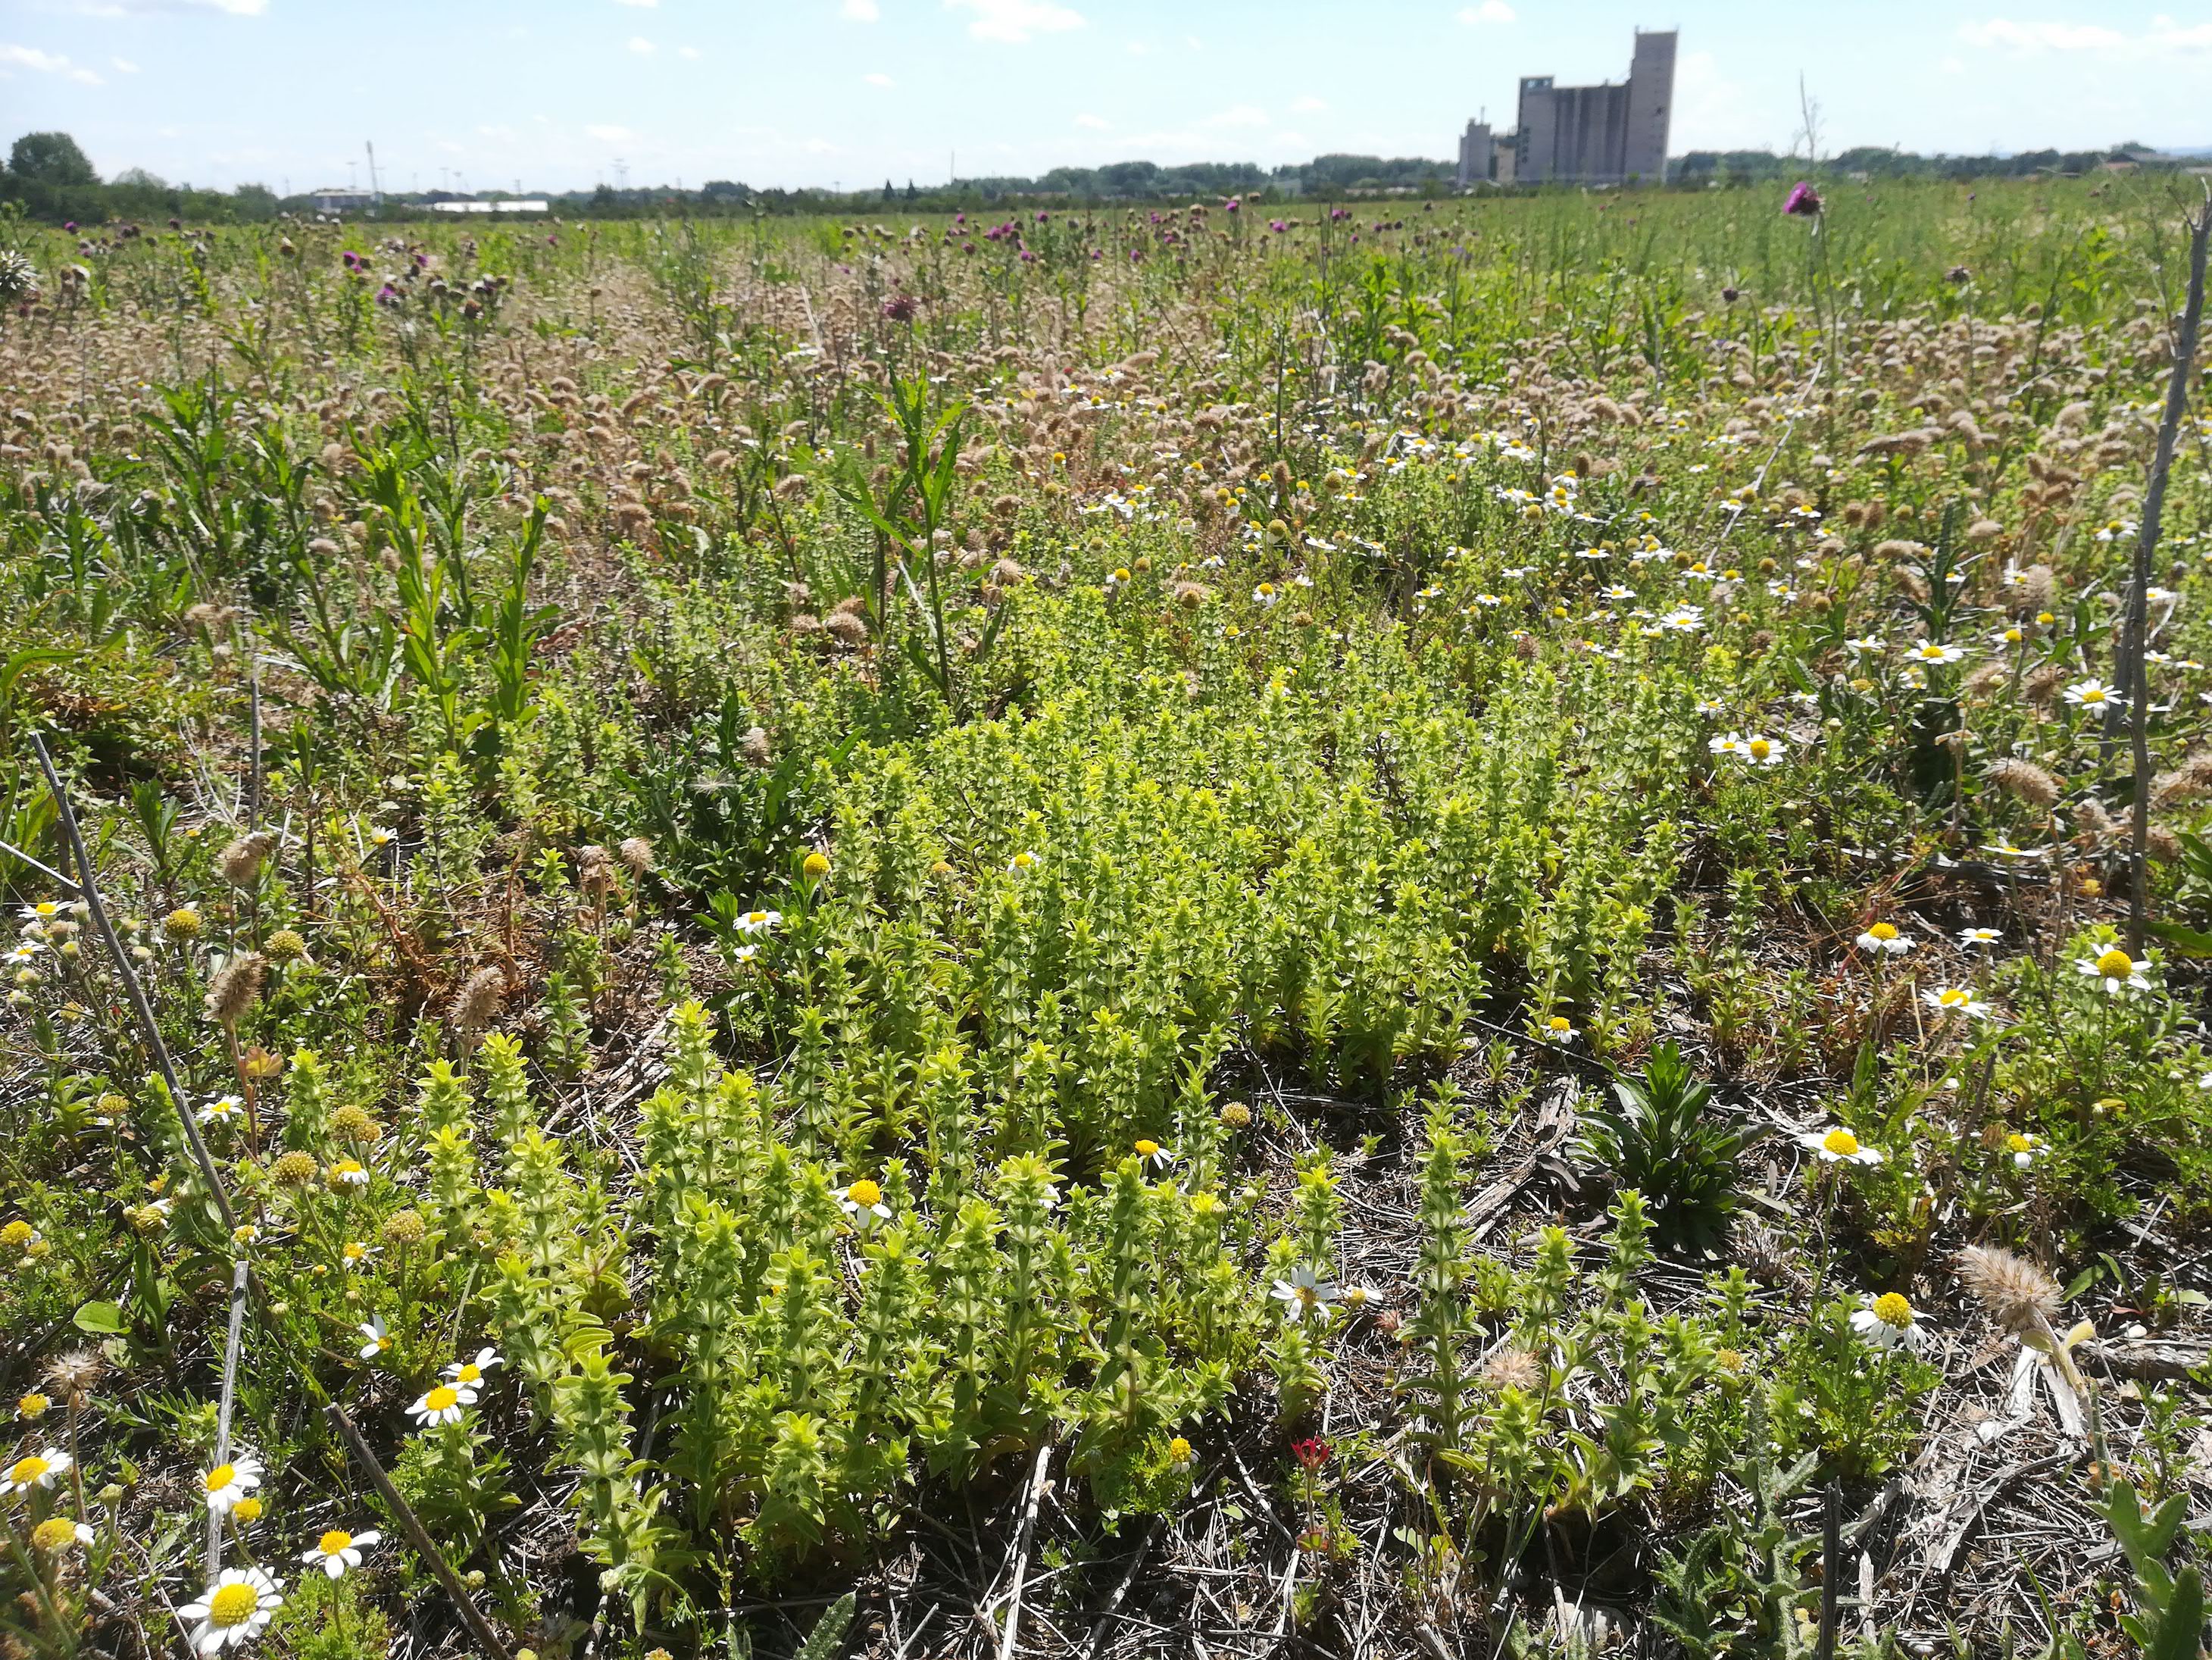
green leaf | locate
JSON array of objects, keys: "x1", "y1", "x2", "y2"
[
  {"x1": 795, "y1": 1592, "x2": 856, "y2": 1660},
  {"x1": 2145, "y1": 918, "x2": 2212, "y2": 958},
  {"x1": 2146, "y1": 1567, "x2": 2203, "y2": 1660},
  {"x1": 73, "y1": 1299, "x2": 127, "y2": 1334}
]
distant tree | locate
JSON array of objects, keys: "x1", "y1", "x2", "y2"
[
  {"x1": 111, "y1": 166, "x2": 168, "y2": 189},
  {"x1": 10, "y1": 131, "x2": 98, "y2": 187}
]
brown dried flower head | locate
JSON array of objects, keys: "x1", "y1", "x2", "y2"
[
  {"x1": 203, "y1": 952, "x2": 267, "y2": 1029},
  {"x1": 1957, "y1": 1244, "x2": 2059, "y2": 1336},
  {"x1": 1985, "y1": 758, "x2": 2062, "y2": 808},
  {"x1": 217, "y1": 830, "x2": 276, "y2": 889},
  {"x1": 451, "y1": 965, "x2": 506, "y2": 1036}
]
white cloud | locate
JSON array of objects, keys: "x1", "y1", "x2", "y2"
[
  {"x1": 1957, "y1": 18, "x2": 2126, "y2": 49},
  {"x1": 1073, "y1": 111, "x2": 1108, "y2": 128},
  {"x1": 677, "y1": 43, "x2": 700, "y2": 58},
  {"x1": 864, "y1": 70, "x2": 894, "y2": 84},
  {"x1": 112, "y1": 55, "x2": 139, "y2": 70},
  {"x1": 841, "y1": 0, "x2": 880, "y2": 17},
  {"x1": 73, "y1": 0, "x2": 263, "y2": 12},
  {"x1": 586, "y1": 123, "x2": 634, "y2": 142},
  {"x1": 0, "y1": 44, "x2": 104, "y2": 84},
  {"x1": 1457, "y1": 0, "x2": 1515, "y2": 22},
  {"x1": 628, "y1": 35, "x2": 655, "y2": 52},
  {"x1": 1957, "y1": 16, "x2": 2212, "y2": 52},
  {"x1": 947, "y1": 0, "x2": 1084, "y2": 44},
  {"x1": 1290, "y1": 94, "x2": 1326, "y2": 112}
]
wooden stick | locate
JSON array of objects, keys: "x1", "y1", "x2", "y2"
[
  {"x1": 324, "y1": 1402, "x2": 515, "y2": 1660},
  {"x1": 205, "y1": 1261, "x2": 249, "y2": 1574},
  {"x1": 0, "y1": 837, "x2": 80, "y2": 893},
  {"x1": 30, "y1": 735, "x2": 236, "y2": 1231},
  {"x1": 1816, "y1": 1479, "x2": 1841, "y2": 1660},
  {"x1": 2124, "y1": 187, "x2": 2211, "y2": 958},
  {"x1": 995, "y1": 1440, "x2": 1054, "y2": 1660}
]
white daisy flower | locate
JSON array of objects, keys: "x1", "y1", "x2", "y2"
[
  {"x1": 836, "y1": 1179, "x2": 893, "y2": 1224},
  {"x1": 2063, "y1": 678, "x2": 2123, "y2": 711},
  {"x1": 1849, "y1": 1293, "x2": 1929, "y2": 1353},
  {"x1": 1801, "y1": 1126, "x2": 1884, "y2": 1166},
  {"x1": 1921, "y1": 986, "x2": 1990, "y2": 1020},
  {"x1": 301, "y1": 1527, "x2": 381, "y2": 1580},
  {"x1": 0, "y1": 1448, "x2": 71, "y2": 1495},
  {"x1": 1958, "y1": 926, "x2": 2002, "y2": 947},
  {"x1": 2075, "y1": 946, "x2": 2151, "y2": 996},
  {"x1": 407, "y1": 1383, "x2": 474, "y2": 1427},
  {"x1": 179, "y1": 1567, "x2": 283, "y2": 1655},
  {"x1": 1908, "y1": 639, "x2": 1966, "y2": 665},
  {"x1": 1856, "y1": 922, "x2": 1914, "y2": 955},
  {"x1": 356, "y1": 1317, "x2": 392, "y2": 1363},
  {"x1": 200, "y1": 1454, "x2": 264, "y2": 1515},
  {"x1": 445, "y1": 1347, "x2": 502, "y2": 1388},
  {"x1": 733, "y1": 908, "x2": 782, "y2": 936},
  {"x1": 1270, "y1": 1265, "x2": 1342, "y2": 1325}
]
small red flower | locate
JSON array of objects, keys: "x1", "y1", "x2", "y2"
[{"x1": 1292, "y1": 1436, "x2": 1332, "y2": 1473}]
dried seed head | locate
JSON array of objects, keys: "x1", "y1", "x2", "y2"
[
  {"x1": 2016, "y1": 564, "x2": 2056, "y2": 610},
  {"x1": 218, "y1": 830, "x2": 276, "y2": 889},
  {"x1": 1965, "y1": 518, "x2": 2004, "y2": 543},
  {"x1": 617, "y1": 836, "x2": 655, "y2": 877},
  {"x1": 2151, "y1": 752, "x2": 2212, "y2": 808},
  {"x1": 450, "y1": 966, "x2": 506, "y2": 1036},
  {"x1": 740, "y1": 727, "x2": 773, "y2": 768},
  {"x1": 576, "y1": 844, "x2": 616, "y2": 899},
  {"x1": 42, "y1": 1347, "x2": 106, "y2": 1408},
  {"x1": 1986, "y1": 758, "x2": 2062, "y2": 808},
  {"x1": 2023, "y1": 664, "x2": 2067, "y2": 706},
  {"x1": 203, "y1": 952, "x2": 267, "y2": 1029},
  {"x1": 1957, "y1": 1244, "x2": 2060, "y2": 1336},
  {"x1": 989, "y1": 557, "x2": 1027, "y2": 586},
  {"x1": 1480, "y1": 1347, "x2": 1545, "y2": 1392},
  {"x1": 2076, "y1": 798, "x2": 2120, "y2": 841},
  {"x1": 2148, "y1": 824, "x2": 2182, "y2": 864},
  {"x1": 824, "y1": 610, "x2": 870, "y2": 646},
  {"x1": 1962, "y1": 662, "x2": 2010, "y2": 697}
]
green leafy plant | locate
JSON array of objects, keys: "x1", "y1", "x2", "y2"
[{"x1": 1573, "y1": 1041, "x2": 1762, "y2": 1252}]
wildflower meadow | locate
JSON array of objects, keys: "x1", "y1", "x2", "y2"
[{"x1": 2, "y1": 177, "x2": 2211, "y2": 1658}]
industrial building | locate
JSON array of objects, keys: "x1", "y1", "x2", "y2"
[{"x1": 1456, "y1": 29, "x2": 1677, "y2": 187}]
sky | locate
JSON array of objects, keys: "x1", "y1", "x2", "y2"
[{"x1": 0, "y1": 0, "x2": 2208, "y2": 194}]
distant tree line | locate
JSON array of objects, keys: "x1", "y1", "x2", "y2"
[{"x1": 4, "y1": 126, "x2": 2201, "y2": 231}]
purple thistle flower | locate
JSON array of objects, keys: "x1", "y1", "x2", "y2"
[
  {"x1": 62, "y1": 220, "x2": 77, "y2": 233},
  {"x1": 882, "y1": 292, "x2": 918, "y2": 322},
  {"x1": 1782, "y1": 181, "x2": 1823, "y2": 217}
]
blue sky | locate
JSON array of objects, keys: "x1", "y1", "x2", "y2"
[{"x1": 1, "y1": 0, "x2": 2208, "y2": 192}]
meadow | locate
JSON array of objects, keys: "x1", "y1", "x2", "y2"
[{"x1": 2, "y1": 176, "x2": 2210, "y2": 1659}]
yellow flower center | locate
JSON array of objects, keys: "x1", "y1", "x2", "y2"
[
  {"x1": 1296, "y1": 1285, "x2": 1319, "y2": 1307},
  {"x1": 745, "y1": 911, "x2": 770, "y2": 925},
  {"x1": 1113, "y1": 567, "x2": 1130, "y2": 583},
  {"x1": 1873, "y1": 1293, "x2": 1914, "y2": 1328},
  {"x1": 208, "y1": 1583, "x2": 260, "y2": 1628},
  {"x1": 455, "y1": 1365, "x2": 483, "y2": 1384},
  {"x1": 1134, "y1": 1139, "x2": 1159, "y2": 1158},
  {"x1": 30, "y1": 1517, "x2": 77, "y2": 1552},
  {"x1": 318, "y1": 1530, "x2": 353, "y2": 1556},
  {"x1": 2006, "y1": 1133, "x2": 2032, "y2": 1153},
  {"x1": 203, "y1": 1463, "x2": 236, "y2": 1493},
  {"x1": 1937, "y1": 988, "x2": 1968, "y2": 1007},
  {"x1": 803, "y1": 852, "x2": 830, "y2": 879},
  {"x1": 424, "y1": 1386, "x2": 459, "y2": 1412},
  {"x1": 2096, "y1": 949, "x2": 2133, "y2": 979},
  {"x1": 2082, "y1": 687, "x2": 2104, "y2": 703},
  {"x1": 1168, "y1": 1436, "x2": 1192, "y2": 1461},
  {"x1": 1868, "y1": 923, "x2": 1897, "y2": 941},
  {"x1": 10, "y1": 1455, "x2": 48, "y2": 1485},
  {"x1": 18, "y1": 1394, "x2": 49, "y2": 1420},
  {"x1": 231, "y1": 1497, "x2": 262, "y2": 1524},
  {"x1": 1748, "y1": 739, "x2": 1772, "y2": 759},
  {"x1": 1548, "y1": 1016, "x2": 1571, "y2": 1032},
  {"x1": 846, "y1": 1179, "x2": 883, "y2": 1208},
  {"x1": 1821, "y1": 1128, "x2": 1861, "y2": 1157}
]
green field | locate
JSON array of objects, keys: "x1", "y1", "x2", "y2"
[{"x1": 2, "y1": 179, "x2": 2210, "y2": 1658}]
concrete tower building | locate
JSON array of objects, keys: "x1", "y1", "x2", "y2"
[
  {"x1": 1511, "y1": 29, "x2": 1676, "y2": 185},
  {"x1": 1456, "y1": 118, "x2": 1495, "y2": 189}
]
